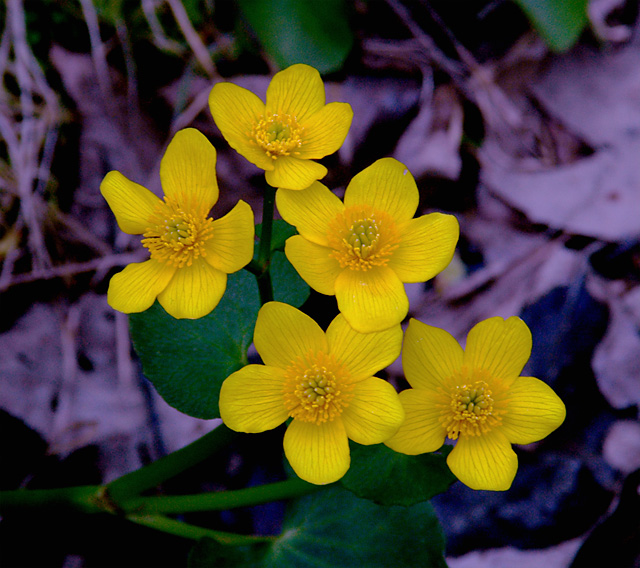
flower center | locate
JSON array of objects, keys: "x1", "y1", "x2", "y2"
[
  {"x1": 251, "y1": 113, "x2": 304, "y2": 159},
  {"x1": 141, "y1": 195, "x2": 214, "y2": 268},
  {"x1": 327, "y1": 206, "x2": 400, "y2": 271},
  {"x1": 439, "y1": 369, "x2": 504, "y2": 439},
  {"x1": 283, "y1": 352, "x2": 354, "y2": 425}
]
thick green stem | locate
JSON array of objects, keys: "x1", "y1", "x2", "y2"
[
  {"x1": 120, "y1": 477, "x2": 321, "y2": 515},
  {"x1": 0, "y1": 485, "x2": 103, "y2": 514},
  {"x1": 106, "y1": 423, "x2": 238, "y2": 504},
  {"x1": 255, "y1": 184, "x2": 276, "y2": 305},
  {"x1": 127, "y1": 514, "x2": 275, "y2": 544},
  {"x1": 257, "y1": 184, "x2": 276, "y2": 268},
  {"x1": 256, "y1": 267, "x2": 273, "y2": 305}
]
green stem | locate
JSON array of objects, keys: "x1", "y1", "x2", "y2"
[
  {"x1": 255, "y1": 184, "x2": 276, "y2": 305},
  {"x1": 120, "y1": 477, "x2": 321, "y2": 515},
  {"x1": 244, "y1": 259, "x2": 263, "y2": 276},
  {"x1": 257, "y1": 184, "x2": 276, "y2": 268},
  {"x1": 127, "y1": 514, "x2": 275, "y2": 544},
  {"x1": 0, "y1": 485, "x2": 103, "y2": 514},
  {"x1": 256, "y1": 267, "x2": 273, "y2": 305},
  {"x1": 106, "y1": 423, "x2": 238, "y2": 504}
]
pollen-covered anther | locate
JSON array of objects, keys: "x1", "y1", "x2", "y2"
[
  {"x1": 283, "y1": 353, "x2": 353, "y2": 425},
  {"x1": 250, "y1": 112, "x2": 304, "y2": 159},
  {"x1": 328, "y1": 207, "x2": 400, "y2": 271},
  {"x1": 347, "y1": 219, "x2": 380, "y2": 259},
  {"x1": 441, "y1": 379, "x2": 503, "y2": 440},
  {"x1": 142, "y1": 195, "x2": 214, "y2": 268}
]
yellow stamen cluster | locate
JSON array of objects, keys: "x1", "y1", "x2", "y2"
[
  {"x1": 142, "y1": 195, "x2": 214, "y2": 268},
  {"x1": 251, "y1": 113, "x2": 304, "y2": 159},
  {"x1": 283, "y1": 352, "x2": 354, "y2": 425},
  {"x1": 440, "y1": 371, "x2": 504, "y2": 439},
  {"x1": 327, "y1": 207, "x2": 400, "y2": 271}
]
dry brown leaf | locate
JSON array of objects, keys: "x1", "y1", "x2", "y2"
[
  {"x1": 393, "y1": 83, "x2": 464, "y2": 180},
  {"x1": 479, "y1": 35, "x2": 640, "y2": 241},
  {"x1": 413, "y1": 205, "x2": 587, "y2": 342},
  {"x1": 591, "y1": 280, "x2": 640, "y2": 410}
]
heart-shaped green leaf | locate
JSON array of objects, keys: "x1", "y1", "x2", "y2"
[
  {"x1": 341, "y1": 442, "x2": 457, "y2": 506},
  {"x1": 260, "y1": 484, "x2": 448, "y2": 567},
  {"x1": 237, "y1": 0, "x2": 353, "y2": 74},
  {"x1": 129, "y1": 270, "x2": 260, "y2": 419},
  {"x1": 513, "y1": 0, "x2": 588, "y2": 52}
]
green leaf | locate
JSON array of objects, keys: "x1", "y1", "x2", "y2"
[
  {"x1": 341, "y1": 442, "x2": 457, "y2": 506},
  {"x1": 255, "y1": 219, "x2": 298, "y2": 253},
  {"x1": 271, "y1": 251, "x2": 310, "y2": 307},
  {"x1": 189, "y1": 538, "x2": 264, "y2": 568},
  {"x1": 129, "y1": 270, "x2": 260, "y2": 419},
  {"x1": 260, "y1": 484, "x2": 448, "y2": 567},
  {"x1": 237, "y1": 0, "x2": 353, "y2": 74},
  {"x1": 513, "y1": 0, "x2": 589, "y2": 52},
  {"x1": 255, "y1": 220, "x2": 310, "y2": 308}
]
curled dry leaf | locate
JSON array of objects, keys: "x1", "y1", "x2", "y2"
[
  {"x1": 591, "y1": 280, "x2": 640, "y2": 410},
  {"x1": 393, "y1": 83, "x2": 464, "y2": 180},
  {"x1": 479, "y1": 35, "x2": 640, "y2": 241}
]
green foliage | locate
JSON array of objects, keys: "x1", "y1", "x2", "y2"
[
  {"x1": 129, "y1": 270, "x2": 260, "y2": 419},
  {"x1": 342, "y1": 442, "x2": 457, "y2": 506},
  {"x1": 129, "y1": 220, "x2": 308, "y2": 420},
  {"x1": 189, "y1": 539, "x2": 265, "y2": 568},
  {"x1": 271, "y1": 250, "x2": 310, "y2": 306},
  {"x1": 257, "y1": 218, "x2": 298, "y2": 253},
  {"x1": 236, "y1": 0, "x2": 353, "y2": 73},
  {"x1": 513, "y1": 0, "x2": 589, "y2": 52},
  {"x1": 189, "y1": 484, "x2": 448, "y2": 568},
  {"x1": 256, "y1": 219, "x2": 311, "y2": 306}
]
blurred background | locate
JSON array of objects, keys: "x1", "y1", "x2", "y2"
[{"x1": 1, "y1": 0, "x2": 639, "y2": 566}]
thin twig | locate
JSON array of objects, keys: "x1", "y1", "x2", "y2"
[
  {"x1": 169, "y1": 85, "x2": 211, "y2": 134},
  {"x1": 115, "y1": 17, "x2": 140, "y2": 114},
  {"x1": 0, "y1": 251, "x2": 147, "y2": 292},
  {"x1": 166, "y1": 0, "x2": 215, "y2": 77},
  {"x1": 78, "y1": 0, "x2": 113, "y2": 100},
  {"x1": 141, "y1": 0, "x2": 184, "y2": 54},
  {"x1": 384, "y1": 0, "x2": 466, "y2": 83},
  {"x1": 5, "y1": 0, "x2": 59, "y2": 272}
]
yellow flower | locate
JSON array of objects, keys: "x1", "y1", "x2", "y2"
[
  {"x1": 100, "y1": 128, "x2": 254, "y2": 319},
  {"x1": 208, "y1": 64, "x2": 353, "y2": 190},
  {"x1": 385, "y1": 317, "x2": 566, "y2": 491},
  {"x1": 276, "y1": 158, "x2": 459, "y2": 333},
  {"x1": 219, "y1": 301, "x2": 405, "y2": 485}
]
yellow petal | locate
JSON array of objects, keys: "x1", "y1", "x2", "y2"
[
  {"x1": 107, "y1": 259, "x2": 175, "y2": 313},
  {"x1": 160, "y1": 128, "x2": 219, "y2": 211},
  {"x1": 447, "y1": 430, "x2": 518, "y2": 491},
  {"x1": 265, "y1": 64, "x2": 325, "y2": 121},
  {"x1": 298, "y1": 102, "x2": 353, "y2": 159},
  {"x1": 334, "y1": 267, "x2": 408, "y2": 333},
  {"x1": 344, "y1": 158, "x2": 418, "y2": 223},
  {"x1": 100, "y1": 171, "x2": 160, "y2": 234},
  {"x1": 500, "y1": 376, "x2": 566, "y2": 444},
  {"x1": 402, "y1": 319, "x2": 464, "y2": 390},
  {"x1": 283, "y1": 418, "x2": 350, "y2": 485},
  {"x1": 157, "y1": 259, "x2": 227, "y2": 319},
  {"x1": 208, "y1": 82, "x2": 274, "y2": 170},
  {"x1": 219, "y1": 365, "x2": 289, "y2": 433},
  {"x1": 284, "y1": 236, "x2": 340, "y2": 295},
  {"x1": 204, "y1": 200, "x2": 255, "y2": 273},
  {"x1": 341, "y1": 378, "x2": 405, "y2": 445},
  {"x1": 464, "y1": 317, "x2": 532, "y2": 384},
  {"x1": 385, "y1": 389, "x2": 447, "y2": 455},
  {"x1": 276, "y1": 182, "x2": 344, "y2": 246},
  {"x1": 390, "y1": 213, "x2": 459, "y2": 282},
  {"x1": 326, "y1": 314, "x2": 402, "y2": 380},
  {"x1": 265, "y1": 155, "x2": 327, "y2": 190},
  {"x1": 254, "y1": 302, "x2": 328, "y2": 369}
]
